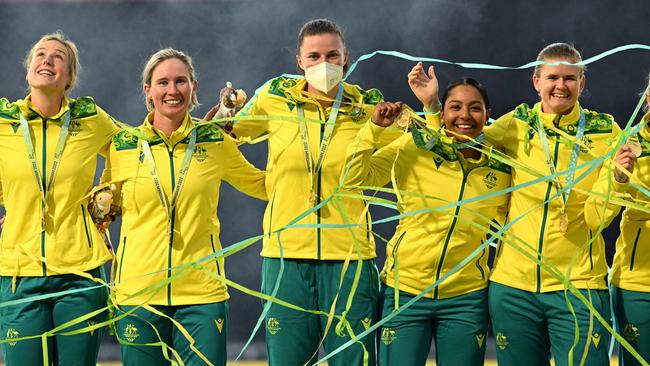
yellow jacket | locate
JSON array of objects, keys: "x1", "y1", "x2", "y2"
[
  {"x1": 610, "y1": 114, "x2": 650, "y2": 292},
  {"x1": 488, "y1": 102, "x2": 624, "y2": 292},
  {"x1": 343, "y1": 120, "x2": 510, "y2": 299},
  {"x1": 233, "y1": 77, "x2": 401, "y2": 260},
  {"x1": 0, "y1": 96, "x2": 117, "y2": 276},
  {"x1": 104, "y1": 113, "x2": 266, "y2": 306}
]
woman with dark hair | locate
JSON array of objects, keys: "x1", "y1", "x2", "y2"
[
  {"x1": 609, "y1": 75, "x2": 650, "y2": 366},
  {"x1": 207, "y1": 18, "x2": 402, "y2": 365},
  {"x1": 408, "y1": 42, "x2": 636, "y2": 365},
  {"x1": 344, "y1": 77, "x2": 509, "y2": 365}
]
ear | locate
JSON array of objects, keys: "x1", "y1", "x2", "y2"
[
  {"x1": 193, "y1": 79, "x2": 199, "y2": 94},
  {"x1": 532, "y1": 74, "x2": 541, "y2": 93},
  {"x1": 143, "y1": 83, "x2": 150, "y2": 97},
  {"x1": 296, "y1": 53, "x2": 305, "y2": 73},
  {"x1": 579, "y1": 75, "x2": 586, "y2": 93},
  {"x1": 485, "y1": 108, "x2": 491, "y2": 122}
]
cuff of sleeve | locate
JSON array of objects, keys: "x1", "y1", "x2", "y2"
[{"x1": 368, "y1": 121, "x2": 387, "y2": 146}]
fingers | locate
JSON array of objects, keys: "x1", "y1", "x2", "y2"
[
  {"x1": 408, "y1": 62, "x2": 429, "y2": 85},
  {"x1": 372, "y1": 101, "x2": 404, "y2": 127},
  {"x1": 616, "y1": 146, "x2": 637, "y2": 170},
  {"x1": 427, "y1": 65, "x2": 437, "y2": 80}
]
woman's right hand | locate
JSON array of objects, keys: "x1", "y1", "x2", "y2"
[
  {"x1": 408, "y1": 62, "x2": 439, "y2": 110},
  {"x1": 371, "y1": 102, "x2": 404, "y2": 127}
]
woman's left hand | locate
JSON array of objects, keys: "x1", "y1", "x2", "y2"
[{"x1": 614, "y1": 145, "x2": 637, "y2": 183}]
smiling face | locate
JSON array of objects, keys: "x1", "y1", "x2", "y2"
[
  {"x1": 26, "y1": 39, "x2": 72, "y2": 94},
  {"x1": 441, "y1": 84, "x2": 489, "y2": 142},
  {"x1": 143, "y1": 58, "x2": 198, "y2": 124},
  {"x1": 533, "y1": 58, "x2": 585, "y2": 115}
]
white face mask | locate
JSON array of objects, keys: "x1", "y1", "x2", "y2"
[{"x1": 304, "y1": 62, "x2": 343, "y2": 93}]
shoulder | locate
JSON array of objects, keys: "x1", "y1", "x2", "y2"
[{"x1": 68, "y1": 96, "x2": 99, "y2": 119}]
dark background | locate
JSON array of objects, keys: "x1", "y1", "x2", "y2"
[{"x1": 1, "y1": 0, "x2": 649, "y2": 359}]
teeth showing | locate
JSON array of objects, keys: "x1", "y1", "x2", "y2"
[
  {"x1": 38, "y1": 70, "x2": 54, "y2": 76},
  {"x1": 551, "y1": 93, "x2": 569, "y2": 98},
  {"x1": 164, "y1": 100, "x2": 181, "y2": 105},
  {"x1": 455, "y1": 124, "x2": 474, "y2": 129}
]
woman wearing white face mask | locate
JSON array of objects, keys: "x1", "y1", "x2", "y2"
[{"x1": 207, "y1": 18, "x2": 402, "y2": 365}]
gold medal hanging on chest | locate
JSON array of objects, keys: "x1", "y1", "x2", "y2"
[
  {"x1": 309, "y1": 189, "x2": 318, "y2": 207},
  {"x1": 559, "y1": 210, "x2": 569, "y2": 234}
]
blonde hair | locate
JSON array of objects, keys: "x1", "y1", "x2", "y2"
[
  {"x1": 142, "y1": 48, "x2": 199, "y2": 111},
  {"x1": 534, "y1": 42, "x2": 585, "y2": 77},
  {"x1": 24, "y1": 31, "x2": 80, "y2": 93}
]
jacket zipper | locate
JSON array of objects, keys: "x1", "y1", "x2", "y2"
[
  {"x1": 434, "y1": 160, "x2": 469, "y2": 299},
  {"x1": 629, "y1": 228, "x2": 642, "y2": 271},
  {"x1": 41, "y1": 118, "x2": 47, "y2": 276},
  {"x1": 210, "y1": 234, "x2": 222, "y2": 275},
  {"x1": 536, "y1": 138, "x2": 560, "y2": 292}
]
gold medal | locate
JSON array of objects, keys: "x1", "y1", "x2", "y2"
[
  {"x1": 395, "y1": 109, "x2": 411, "y2": 128},
  {"x1": 309, "y1": 190, "x2": 318, "y2": 207},
  {"x1": 559, "y1": 211, "x2": 569, "y2": 234}
]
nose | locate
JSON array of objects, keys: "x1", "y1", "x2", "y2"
[{"x1": 42, "y1": 55, "x2": 53, "y2": 66}]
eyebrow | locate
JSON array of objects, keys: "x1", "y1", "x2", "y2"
[{"x1": 35, "y1": 47, "x2": 67, "y2": 55}]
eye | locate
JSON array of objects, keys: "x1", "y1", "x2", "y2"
[{"x1": 157, "y1": 80, "x2": 167, "y2": 86}]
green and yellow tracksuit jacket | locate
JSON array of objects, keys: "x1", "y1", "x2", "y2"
[
  {"x1": 343, "y1": 120, "x2": 510, "y2": 299},
  {"x1": 610, "y1": 116, "x2": 650, "y2": 292},
  {"x1": 103, "y1": 113, "x2": 266, "y2": 306},
  {"x1": 488, "y1": 102, "x2": 624, "y2": 292},
  {"x1": 0, "y1": 96, "x2": 118, "y2": 277},
  {"x1": 233, "y1": 76, "x2": 401, "y2": 260}
]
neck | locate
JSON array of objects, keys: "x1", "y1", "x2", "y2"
[
  {"x1": 541, "y1": 103, "x2": 574, "y2": 116},
  {"x1": 306, "y1": 82, "x2": 338, "y2": 108},
  {"x1": 30, "y1": 89, "x2": 64, "y2": 118},
  {"x1": 459, "y1": 147, "x2": 480, "y2": 159},
  {"x1": 152, "y1": 112, "x2": 184, "y2": 137}
]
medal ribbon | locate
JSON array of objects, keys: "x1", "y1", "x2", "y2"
[
  {"x1": 140, "y1": 127, "x2": 197, "y2": 237},
  {"x1": 536, "y1": 108, "x2": 586, "y2": 211},
  {"x1": 19, "y1": 110, "x2": 72, "y2": 229},
  {"x1": 296, "y1": 84, "x2": 344, "y2": 201}
]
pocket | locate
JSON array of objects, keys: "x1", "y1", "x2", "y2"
[
  {"x1": 117, "y1": 236, "x2": 127, "y2": 282},
  {"x1": 210, "y1": 234, "x2": 222, "y2": 275},
  {"x1": 80, "y1": 205, "x2": 93, "y2": 248}
]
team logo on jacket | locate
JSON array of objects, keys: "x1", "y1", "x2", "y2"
[
  {"x1": 215, "y1": 318, "x2": 224, "y2": 333},
  {"x1": 361, "y1": 317, "x2": 372, "y2": 330},
  {"x1": 193, "y1": 146, "x2": 208, "y2": 162},
  {"x1": 623, "y1": 323, "x2": 640, "y2": 341},
  {"x1": 6, "y1": 328, "x2": 19, "y2": 346},
  {"x1": 496, "y1": 332, "x2": 509, "y2": 350},
  {"x1": 381, "y1": 328, "x2": 396, "y2": 345},
  {"x1": 483, "y1": 171, "x2": 498, "y2": 189},
  {"x1": 68, "y1": 121, "x2": 82, "y2": 136},
  {"x1": 123, "y1": 324, "x2": 140, "y2": 342},
  {"x1": 267, "y1": 318, "x2": 281, "y2": 335},
  {"x1": 580, "y1": 135, "x2": 593, "y2": 153}
]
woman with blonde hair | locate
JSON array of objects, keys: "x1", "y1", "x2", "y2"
[
  {"x1": 0, "y1": 31, "x2": 119, "y2": 365},
  {"x1": 103, "y1": 48, "x2": 266, "y2": 366}
]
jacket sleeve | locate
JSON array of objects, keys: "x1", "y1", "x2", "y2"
[
  {"x1": 341, "y1": 121, "x2": 402, "y2": 189},
  {"x1": 231, "y1": 82, "x2": 271, "y2": 140},
  {"x1": 221, "y1": 135, "x2": 267, "y2": 201},
  {"x1": 584, "y1": 121, "x2": 627, "y2": 231},
  {"x1": 484, "y1": 112, "x2": 517, "y2": 151},
  {"x1": 95, "y1": 105, "x2": 122, "y2": 157}
]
